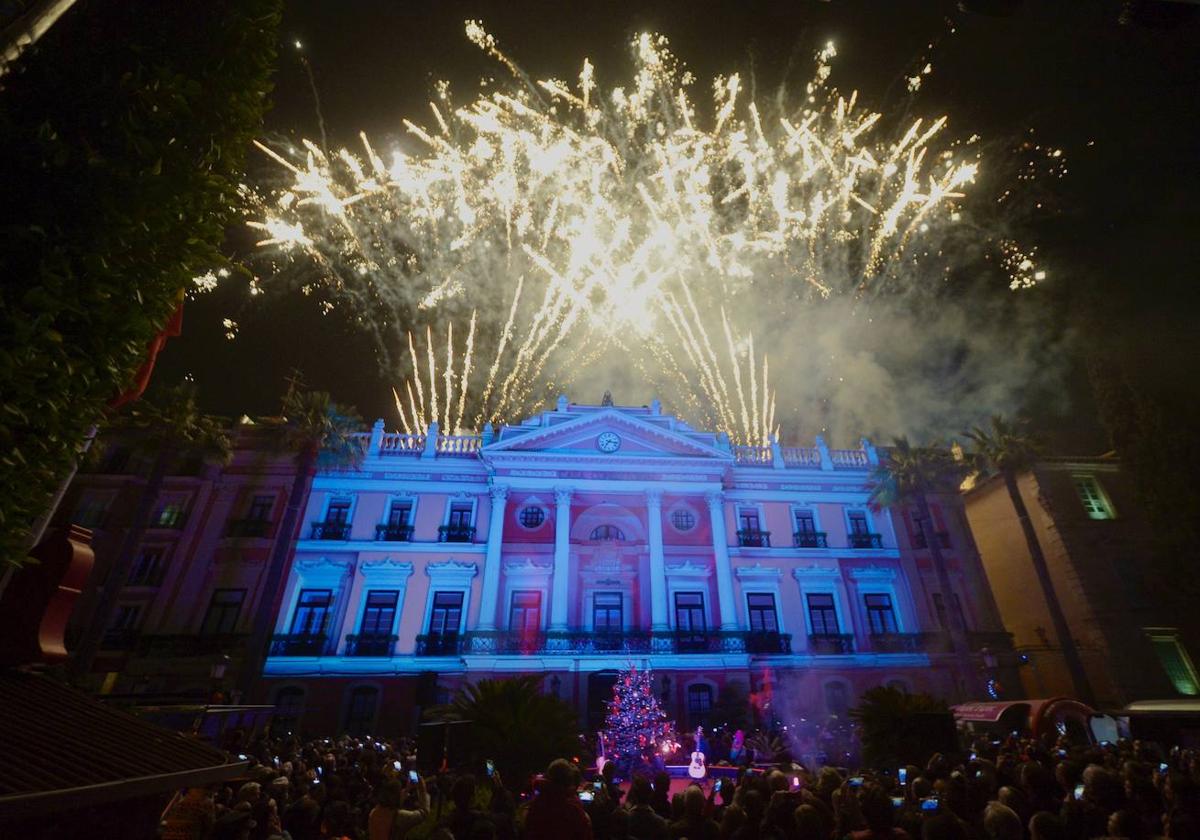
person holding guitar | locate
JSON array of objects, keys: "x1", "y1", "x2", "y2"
[{"x1": 688, "y1": 726, "x2": 707, "y2": 782}]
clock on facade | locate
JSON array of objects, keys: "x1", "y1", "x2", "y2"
[{"x1": 596, "y1": 431, "x2": 621, "y2": 453}]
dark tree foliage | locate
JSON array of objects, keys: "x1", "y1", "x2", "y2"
[
  {"x1": 850, "y1": 685, "x2": 951, "y2": 769},
  {"x1": 0, "y1": 0, "x2": 281, "y2": 566}
]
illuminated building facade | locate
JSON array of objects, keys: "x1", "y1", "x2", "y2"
[{"x1": 260, "y1": 397, "x2": 1014, "y2": 736}]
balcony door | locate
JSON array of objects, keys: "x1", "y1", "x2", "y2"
[
  {"x1": 290, "y1": 589, "x2": 333, "y2": 636},
  {"x1": 674, "y1": 592, "x2": 707, "y2": 651},
  {"x1": 592, "y1": 592, "x2": 623, "y2": 634},
  {"x1": 509, "y1": 591, "x2": 542, "y2": 641},
  {"x1": 360, "y1": 590, "x2": 399, "y2": 636}
]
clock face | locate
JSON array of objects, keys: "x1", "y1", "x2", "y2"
[{"x1": 596, "y1": 431, "x2": 621, "y2": 453}]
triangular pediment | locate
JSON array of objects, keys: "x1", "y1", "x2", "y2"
[{"x1": 484, "y1": 409, "x2": 730, "y2": 460}]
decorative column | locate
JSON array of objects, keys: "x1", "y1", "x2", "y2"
[
  {"x1": 550, "y1": 487, "x2": 573, "y2": 630},
  {"x1": 475, "y1": 484, "x2": 509, "y2": 631},
  {"x1": 706, "y1": 492, "x2": 740, "y2": 630},
  {"x1": 646, "y1": 490, "x2": 668, "y2": 630}
]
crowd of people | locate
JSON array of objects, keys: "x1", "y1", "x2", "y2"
[{"x1": 162, "y1": 731, "x2": 1200, "y2": 840}]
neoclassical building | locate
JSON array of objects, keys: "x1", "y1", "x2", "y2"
[{"x1": 261, "y1": 397, "x2": 1014, "y2": 736}]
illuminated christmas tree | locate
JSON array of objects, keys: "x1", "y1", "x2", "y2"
[{"x1": 601, "y1": 665, "x2": 677, "y2": 774}]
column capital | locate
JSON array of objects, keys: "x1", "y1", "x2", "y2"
[
  {"x1": 489, "y1": 483, "x2": 509, "y2": 502},
  {"x1": 705, "y1": 491, "x2": 724, "y2": 511},
  {"x1": 554, "y1": 487, "x2": 574, "y2": 506},
  {"x1": 645, "y1": 488, "x2": 663, "y2": 508}
]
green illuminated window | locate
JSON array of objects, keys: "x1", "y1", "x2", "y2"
[
  {"x1": 1149, "y1": 632, "x2": 1199, "y2": 696},
  {"x1": 1073, "y1": 475, "x2": 1116, "y2": 520}
]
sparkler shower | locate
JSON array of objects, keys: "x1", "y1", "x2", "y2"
[{"x1": 248, "y1": 22, "x2": 1065, "y2": 444}]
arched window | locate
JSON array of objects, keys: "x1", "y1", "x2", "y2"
[
  {"x1": 272, "y1": 686, "x2": 306, "y2": 736},
  {"x1": 519, "y1": 506, "x2": 545, "y2": 528},
  {"x1": 590, "y1": 524, "x2": 626, "y2": 541},
  {"x1": 343, "y1": 685, "x2": 379, "y2": 736},
  {"x1": 687, "y1": 684, "x2": 713, "y2": 718},
  {"x1": 671, "y1": 509, "x2": 696, "y2": 531},
  {"x1": 824, "y1": 681, "x2": 850, "y2": 717}
]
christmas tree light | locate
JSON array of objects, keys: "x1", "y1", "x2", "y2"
[{"x1": 601, "y1": 665, "x2": 678, "y2": 775}]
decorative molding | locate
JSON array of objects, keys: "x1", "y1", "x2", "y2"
[
  {"x1": 645, "y1": 488, "x2": 663, "y2": 507},
  {"x1": 295, "y1": 557, "x2": 350, "y2": 575},
  {"x1": 792, "y1": 564, "x2": 841, "y2": 580},
  {"x1": 848, "y1": 564, "x2": 897, "y2": 581},
  {"x1": 705, "y1": 492, "x2": 724, "y2": 511},
  {"x1": 489, "y1": 484, "x2": 510, "y2": 502},
  {"x1": 360, "y1": 558, "x2": 415, "y2": 578},
  {"x1": 554, "y1": 487, "x2": 574, "y2": 506},
  {"x1": 664, "y1": 559, "x2": 714, "y2": 578},
  {"x1": 425, "y1": 559, "x2": 479, "y2": 584},
  {"x1": 735, "y1": 563, "x2": 782, "y2": 581},
  {"x1": 503, "y1": 558, "x2": 554, "y2": 576}
]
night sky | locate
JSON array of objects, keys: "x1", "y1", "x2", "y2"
[{"x1": 154, "y1": 1, "x2": 1200, "y2": 450}]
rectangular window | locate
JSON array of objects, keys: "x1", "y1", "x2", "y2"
[
  {"x1": 747, "y1": 593, "x2": 779, "y2": 633},
  {"x1": 448, "y1": 502, "x2": 473, "y2": 529},
  {"x1": 688, "y1": 684, "x2": 713, "y2": 714},
  {"x1": 112, "y1": 604, "x2": 142, "y2": 631},
  {"x1": 290, "y1": 589, "x2": 333, "y2": 636},
  {"x1": 201, "y1": 589, "x2": 245, "y2": 635},
  {"x1": 247, "y1": 494, "x2": 274, "y2": 522},
  {"x1": 128, "y1": 546, "x2": 166, "y2": 586},
  {"x1": 325, "y1": 498, "x2": 352, "y2": 524},
  {"x1": 932, "y1": 592, "x2": 948, "y2": 630},
  {"x1": 154, "y1": 500, "x2": 186, "y2": 528},
  {"x1": 509, "y1": 591, "x2": 542, "y2": 633},
  {"x1": 848, "y1": 511, "x2": 870, "y2": 535},
  {"x1": 387, "y1": 501, "x2": 413, "y2": 526},
  {"x1": 794, "y1": 510, "x2": 817, "y2": 534},
  {"x1": 429, "y1": 591, "x2": 464, "y2": 636},
  {"x1": 1074, "y1": 475, "x2": 1115, "y2": 520},
  {"x1": 1150, "y1": 633, "x2": 1200, "y2": 696},
  {"x1": 72, "y1": 496, "x2": 109, "y2": 529},
  {"x1": 738, "y1": 508, "x2": 761, "y2": 532},
  {"x1": 909, "y1": 511, "x2": 928, "y2": 548},
  {"x1": 864, "y1": 593, "x2": 899, "y2": 635},
  {"x1": 360, "y1": 590, "x2": 399, "y2": 636},
  {"x1": 674, "y1": 592, "x2": 707, "y2": 652},
  {"x1": 807, "y1": 593, "x2": 839, "y2": 635},
  {"x1": 592, "y1": 592, "x2": 623, "y2": 632}
]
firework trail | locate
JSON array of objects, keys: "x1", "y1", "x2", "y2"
[{"x1": 248, "y1": 22, "x2": 1052, "y2": 445}]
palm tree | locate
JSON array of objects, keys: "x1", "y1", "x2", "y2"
[
  {"x1": 850, "y1": 685, "x2": 949, "y2": 768},
  {"x1": 964, "y1": 415, "x2": 1094, "y2": 704},
  {"x1": 426, "y1": 676, "x2": 579, "y2": 785},
  {"x1": 238, "y1": 382, "x2": 362, "y2": 701},
  {"x1": 869, "y1": 437, "x2": 975, "y2": 697},
  {"x1": 69, "y1": 382, "x2": 231, "y2": 681}
]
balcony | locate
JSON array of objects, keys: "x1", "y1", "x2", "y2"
[
  {"x1": 737, "y1": 529, "x2": 771, "y2": 548},
  {"x1": 438, "y1": 525, "x2": 476, "y2": 543},
  {"x1": 227, "y1": 518, "x2": 271, "y2": 538},
  {"x1": 100, "y1": 628, "x2": 141, "y2": 651},
  {"x1": 808, "y1": 633, "x2": 855, "y2": 654},
  {"x1": 793, "y1": 531, "x2": 828, "y2": 548},
  {"x1": 375, "y1": 523, "x2": 414, "y2": 542},
  {"x1": 457, "y1": 630, "x2": 793, "y2": 656},
  {"x1": 309, "y1": 521, "x2": 351, "y2": 540},
  {"x1": 869, "y1": 633, "x2": 926, "y2": 653},
  {"x1": 139, "y1": 633, "x2": 247, "y2": 658},
  {"x1": 848, "y1": 533, "x2": 884, "y2": 549},
  {"x1": 269, "y1": 633, "x2": 328, "y2": 656},
  {"x1": 345, "y1": 633, "x2": 398, "y2": 656},
  {"x1": 415, "y1": 633, "x2": 461, "y2": 656},
  {"x1": 912, "y1": 531, "x2": 951, "y2": 550}
]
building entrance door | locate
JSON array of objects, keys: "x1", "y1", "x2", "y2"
[{"x1": 587, "y1": 670, "x2": 619, "y2": 733}]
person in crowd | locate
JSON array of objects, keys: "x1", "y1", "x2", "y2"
[
  {"x1": 625, "y1": 774, "x2": 669, "y2": 840},
  {"x1": 669, "y1": 784, "x2": 720, "y2": 840},
  {"x1": 524, "y1": 758, "x2": 593, "y2": 840}
]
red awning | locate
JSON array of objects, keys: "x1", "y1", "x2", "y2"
[{"x1": 952, "y1": 701, "x2": 1030, "y2": 724}]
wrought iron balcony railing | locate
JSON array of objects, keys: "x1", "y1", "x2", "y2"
[
  {"x1": 310, "y1": 521, "x2": 351, "y2": 540},
  {"x1": 227, "y1": 518, "x2": 271, "y2": 538},
  {"x1": 414, "y1": 633, "x2": 461, "y2": 656},
  {"x1": 793, "y1": 531, "x2": 828, "y2": 548},
  {"x1": 848, "y1": 533, "x2": 884, "y2": 549},
  {"x1": 868, "y1": 632, "x2": 926, "y2": 653},
  {"x1": 269, "y1": 633, "x2": 328, "y2": 656},
  {"x1": 345, "y1": 633, "x2": 399, "y2": 656},
  {"x1": 375, "y1": 523, "x2": 414, "y2": 542},
  {"x1": 139, "y1": 633, "x2": 248, "y2": 658},
  {"x1": 736, "y1": 529, "x2": 771, "y2": 548},
  {"x1": 438, "y1": 525, "x2": 476, "y2": 543},
  {"x1": 912, "y1": 531, "x2": 952, "y2": 550},
  {"x1": 807, "y1": 633, "x2": 856, "y2": 654},
  {"x1": 456, "y1": 630, "x2": 793, "y2": 656}
]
